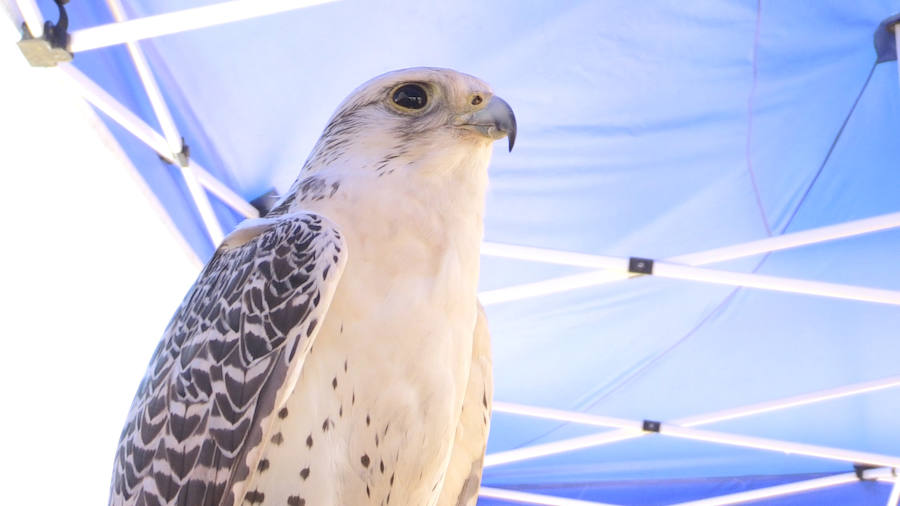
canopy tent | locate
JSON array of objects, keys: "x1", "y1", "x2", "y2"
[{"x1": 5, "y1": 0, "x2": 900, "y2": 504}]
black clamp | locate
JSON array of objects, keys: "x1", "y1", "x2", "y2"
[
  {"x1": 250, "y1": 189, "x2": 280, "y2": 216},
  {"x1": 853, "y1": 463, "x2": 881, "y2": 481},
  {"x1": 629, "y1": 257, "x2": 654, "y2": 275},
  {"x1": 642, "y1": 420, "x2": 661, "y2": 433},
  {"x1": 17, "y1": 0, "x2": 73, "y2": 67},
  {"x1": 874, "y1": 13, "x2": 900, "y2": 63}
]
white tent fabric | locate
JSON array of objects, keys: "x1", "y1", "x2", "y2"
[{"x1": 5, "y1": 0, "x2": 900, "y2": 504}]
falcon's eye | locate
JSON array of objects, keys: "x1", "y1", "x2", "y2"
[{"x1": 392, "y1": 84, "x2": 428, "y2": 110}]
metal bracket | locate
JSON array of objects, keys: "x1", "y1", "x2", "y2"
[
  {"x1": 158, "y1": 138, "x2": 191, "y2": 167},
  {"x1": 629, "y1": 257, "x2": 654, "y2": 275},
  {"x1": 17, "y1": 0, "x2": 73, "y2": 67},
  {"x1": 250, "y1": 189, "x2": 280, "y2": 216},
  {"x1": 853, "y1": 463, "x2": 880, "y2": 481},
  {"x1": 874, "y1": 13, "x2": 900, "y2": 63}
]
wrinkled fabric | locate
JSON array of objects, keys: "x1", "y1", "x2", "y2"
[{"x1": 60, "y1": 0, "x2": 900, "y2": 502}]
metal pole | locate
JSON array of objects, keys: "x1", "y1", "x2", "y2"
[
  {"x1": 69, "y1": 0, "x2": 338, "y2": 52},
  {"x1": 488, "y1": 416, "x2": 900, "y2": 469},
  {"x1": 670, "y1": 211, "x2": 900, "y2": 265},
  {"x1": 479, "y1": 243, "x2": 900, "y2": 306},
  {"x1": 14, "y1": 0, "x2": 44, "y2": 38},
  {"x1": 479, "y1": 487, "x2": 619, "y2": 506},
  {"x1": 653, "y1": 260, "x2": 900, "y2": 305},
  {"x1": 895, "y1": 23, "x2": 900, "y2": 92},
  {"x1": 177, "y1": 160, "x2": 226, "y2": 244},
  {"x1": 104, "y1": 0, "x2": 224, "y2": 245},
  {"x1": 57, "y1": 64, "x2": 170, "y2": 153},
  {"x1": 56, "y1": 64, "x2": 259, "y2": 221},
  {"x1": 480, "y1": 211, "x2": 900, "y2": 305},
  {"x1": 487, "y1": 419, "x2": 900, "y2": 469},
  {"x1": 480, "y1": 243, "x2": 626, "y2": 270},
  {"x1": 677, "y1": 375, "x2": 900, "y2": 427},
  {"x1": 485, "y1": 375, "x2": 900, "y2": 467},
  {"x1": 493, "y1": 402, "x2": 643, "y2": 430},
  {"x1": 480, "y1": 270, "x2": 629, "y2": 305},
  {"x1": 660, "y1": 424, "x2": 900, "y2": 469},
  {"x1": 888, "y1": 474, "x2": 900, "y2": 506},
  {"x1": 195, "y1": 170, "x2": 260, "y2": 219},
  {"x1": 671, "y1": 468, "x2": 894, "y2": 506},
  {"x1": 105, "y1": 0, "x2": 181, "y2": 152},
  {"x1": 484, "y1": 430, "x2": 641, "y2": 468}
]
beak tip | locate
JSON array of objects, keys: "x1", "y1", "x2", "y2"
[
  {"x1": 464, "y1": 95, "x2": 517, "y2": 152},
  {"x1": 500, "y1": 98, "x2": 516, "y2": 152}
]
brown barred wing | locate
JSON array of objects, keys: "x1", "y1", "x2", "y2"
[{"x1": 109, "y1": 212, "x2": 347, "y2": 506}]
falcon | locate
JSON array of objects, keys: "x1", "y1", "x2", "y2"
[{"x1": 109, "y1": 67, "x2": 515, "y2": 506}]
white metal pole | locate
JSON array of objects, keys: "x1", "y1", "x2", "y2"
[
  {"x1": 482, "y1": 211, "x2": 900, "y2": 271},
  {"x1": 104, "y1": 0, "x2": 224, "y2": 245},
  {"x1": 69, "y1": 0, "x2": 339, "y2": 53},
  {"x1": 895, "y1": 23, "x2": 900, "y2": 93},
  {"x1": 677, "y1": 375, "x2": 900, "y2": 427},
  {"x1": 178, "y1": 161, "x2": 225, "y2": 244},
  {"x1": 493, "y1": 402, "x2": 643, "y2": 430},
  {"x1": 57, "y1": 63, "x2": 170, "y2": 153},
  {"x1": 479, "y1": 487, "x2": 619, "y2": 506},
  {"x1": 486, "y1": 419, "x2": 900, "y2": 469},
  {"x1": 484, "y1": 430, "x2": 643, "y2": 468},
  {"x1": 652, "y1": 260, "x2": 900, "y2": 305},
  {"x1": 668, "y1": 212, "x2": 900, "y2": 266},
  {"x1": 659, "y1": 424, "x2": 900, "y2": 469},
  {"x1": 14, "y1": 0, "x2": 44, "y2": 38},
  {"x1": 105, "y1": 0, "x2": 180, "y2": 153},
  {"x1": 485, "y1": 375, "x2": 900, "y2": 467},
  {"x1": 888, "y1": 475, "x2": 900, "y2": 506},
  {"x1": 671, "y1": 468, "x2": 894, "y2": 506},
  {"x1": 480, "y1": 270, "x2": 630, "y2": 305},
  {"x1": 195, "y1": 170, "x2": 260, "y2": 219},
  {"x1": 480, "y1": 243, "x2": 626, "y2": 270},
  {"x1": 480, "y1": 211, "x2": 900, "y2": 305},
  {"x1": 490, "y1": 415, "x2": 900, "y2": 469},
  {"x1": 480, "y1": 243, "x2": 900, "y2": 306},
  {"x1": 55, "y1": 64, "x2": 259, "y2": 220}
]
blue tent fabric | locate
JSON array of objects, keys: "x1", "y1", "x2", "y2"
[{"x1": 48, "y1": 0, "x2": 900, "y2": 503}]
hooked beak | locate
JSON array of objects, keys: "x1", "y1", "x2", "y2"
[{"x1": 456, "y1": 96, "x2": 517, "y2": 152}]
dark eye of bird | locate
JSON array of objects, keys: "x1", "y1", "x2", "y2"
[
  {"x1": 471, "y1": 95, "x2": 483, "y2": 106},
  {"x1": 393, "y1": 84, "x2": 428, "y2": 110}
]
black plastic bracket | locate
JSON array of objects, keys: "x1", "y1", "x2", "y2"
[
  {"x1": 17, "y1": 0, "x2": 73, "y2": 67},
  {"x1": 629, "y1": 257, "x2": 654, "y2": 275},
  {"x1": 853, "y1": 463, "x2": 880, "y2": 481},
  {"x1": 250, "y1": 189, "x2": 280, "y2": 216},
  {"x1": 642, "y1": 420, "x2": 661, "y2": 432},
  {"x1": 874, "y1": 13, "x2": 900, "y2": 63}
]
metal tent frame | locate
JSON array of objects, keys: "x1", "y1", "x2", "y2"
[{"x1": 11, "y1": 1, "x2": 900, "y2": 504}]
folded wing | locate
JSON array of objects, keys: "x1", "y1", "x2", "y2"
[{"x1": 109, "y1": 212, "x2": 347, "y2": 506}]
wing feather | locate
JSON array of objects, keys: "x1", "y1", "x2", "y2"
[
  {"x1": 437, "y1": 303, "x2": 493, "y2": 506},
  {"x1": 110, "y1": 212, "x2": 347, "y2": 506}
]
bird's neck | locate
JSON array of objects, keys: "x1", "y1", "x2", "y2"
[{"x1": 291, "y1": 145, "x2": 491, "y2": 276}]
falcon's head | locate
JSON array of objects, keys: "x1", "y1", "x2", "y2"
[{"x1": 302, "y1": 67, "x2": 516, "y2": 176}]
